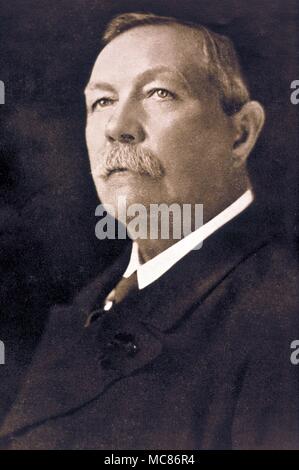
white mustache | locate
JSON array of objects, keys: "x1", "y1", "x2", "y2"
[{"x1": 93, "y1": 143, "x2": 165, "y2": 180}]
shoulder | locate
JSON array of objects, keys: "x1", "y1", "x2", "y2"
[
  {"x1": 225, "y1": 236, "x2": 299, "y2": 338},
  {"x1": 43, "y1": 243, "x2": 132, "y2": 337}
]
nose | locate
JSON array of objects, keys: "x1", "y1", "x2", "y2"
[
  {"x1": 105, "y1": 98, "x2": 145, "y2": 144},
  {"x1": 117, "y1": 133, "x2": 135, "y2": 144}
]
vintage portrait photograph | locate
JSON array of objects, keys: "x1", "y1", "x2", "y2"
[{"x1": 0, "y1": 0, "x2": 298, "y2": 458}]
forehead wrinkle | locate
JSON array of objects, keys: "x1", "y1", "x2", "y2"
[
  {"x1": 86, "y1": 65, "x2": 193, "y2": 98},
  {"x1": 84, "y1": 81, "x2": 116, "y2": 96},
  {"x1": 87, "y1": 25, "x2": 214, "y2": 99},
  {"x1": 137, "y1": 66, "x2": 192, "y2": 92}
]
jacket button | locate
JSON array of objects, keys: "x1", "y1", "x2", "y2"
[
  {"x1": 124, "y1": 340, "x2": 139, "y2": 357},
  {"x1": 99, "y1": 332, "x2": 139, "y2": 370},
  {"x1": 114, "y1": 332, "x2": 139, "y2": 357}
]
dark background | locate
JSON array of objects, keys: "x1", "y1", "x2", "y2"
[{"x1": 0, "y1": 0, "x2": 298, "y2": 421}]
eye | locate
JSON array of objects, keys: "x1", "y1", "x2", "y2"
[
  {"x1": 92, "y1": 97, "x2": 115, "y2": 111},
  {"x1": 148, "y1": 88, "x2": 175, "y2": 100}
]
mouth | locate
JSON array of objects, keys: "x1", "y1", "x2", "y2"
[
  {"x1": 108, "y1": 167, "x2": 129, "y2": 176},
  {"x1": 99, "y1": 167, "x2": 130, "y2": 180}
]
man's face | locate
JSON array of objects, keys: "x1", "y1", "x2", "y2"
[{"x1": 85, "y1": 24, "x2": 236, "y2": 219}]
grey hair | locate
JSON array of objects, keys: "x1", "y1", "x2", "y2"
[{"x1": 102, "y1": 12, "x2": 250, "y2": 116}]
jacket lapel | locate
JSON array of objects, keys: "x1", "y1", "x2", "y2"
[
  {"x1": 0, "y1": 244, "x2": 164, "y2": 440},
  {"x1": 126, "y1": 202, "x2": 275, "y2": 333},
  {"x1": 0, "y1": 203, "x2": 275, "y2": 440}
]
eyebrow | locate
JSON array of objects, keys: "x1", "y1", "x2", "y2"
[
  {"x1": 84, "y1": 65, "x2": 192, "y2": 95},
  {"x1": 84, "y1": 81, "x2": 115, "y2": 94}
]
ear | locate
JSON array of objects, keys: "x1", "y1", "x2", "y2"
[{"x1": 231, "y1": 101, "x2": 265, "y2": 167}]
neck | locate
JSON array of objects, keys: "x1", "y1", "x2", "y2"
[
  {"x1": 137, "y1": 238, "x2": 177, "y2": 263},
  {"x1": 136, "y1": 184, "x2": 251, "y2": 263}
]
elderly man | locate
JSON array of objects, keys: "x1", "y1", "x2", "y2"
[{"x1": 1, "y1": 12, "x2": 298, "y2": 450}]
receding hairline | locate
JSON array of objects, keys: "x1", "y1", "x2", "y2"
[
  {"x1": 96, "y1": 21, "x2": 211, "y2": 71},
  {"x1": 103, "y1": 19, "x2": 211, "y2": 44},
  {"x1": 85, "y1": 24, "x2": 217, "y2": 99},
  {"x1": 97, "y1": 12, "x2": 250, "y2": 116},
  {"x1": 100, "y1": 19, "x2": 218, "y2": 67},
  {"x1": 102, "y1": 12, "x2": 219, "y2": 45}
]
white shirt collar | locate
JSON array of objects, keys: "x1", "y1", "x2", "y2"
[{"x1": 123, "y1": 189, "x2": 254, "y2": 290}]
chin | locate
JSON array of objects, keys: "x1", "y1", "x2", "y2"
[{"x1": 100, "y1": 177, "x2": 160, "y2": 208}]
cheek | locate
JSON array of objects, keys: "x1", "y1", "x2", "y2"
[
  {"x1": 149, "y1": 108, "x2": 211, "y2": 166},
  {"x1": 154, "y1": 105, "x2": 231, "y2": 157},
  {"x1": 86, "y1": 117, "x2": 106, "y2": 153},
  {"x1": 148, "y1": 107, "x2": 232, "y2": 187},
  {"x1": 85, "y1": 119, "x2": 106, "y2": 170}
]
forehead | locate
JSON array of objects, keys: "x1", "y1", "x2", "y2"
[{"x1": 88, "y1": 24, "x2": 210, "y2": 90}]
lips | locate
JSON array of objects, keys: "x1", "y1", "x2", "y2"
[{"x1": 107, "y1": 167, "x2": 129, "y2": 176}]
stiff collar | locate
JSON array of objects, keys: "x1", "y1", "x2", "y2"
[{"x1": 124, "y1": 189, "x2": 254, "y2": 289}]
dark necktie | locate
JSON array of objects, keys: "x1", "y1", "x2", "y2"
[
  {"x1": 85, "y1": 271, "x2": 139, "y2": 327},
  {"x1": 107, "y1": 271, "x2": 139, "y2": 305}
]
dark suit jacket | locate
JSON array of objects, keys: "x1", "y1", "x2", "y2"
[{"x1": 1, "y1": 204, "x2": 299, "y2": 449}]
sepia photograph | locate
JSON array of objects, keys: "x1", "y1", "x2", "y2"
[{"x1": 0, "y1": 0, "x2": 299, "y2": 456}]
